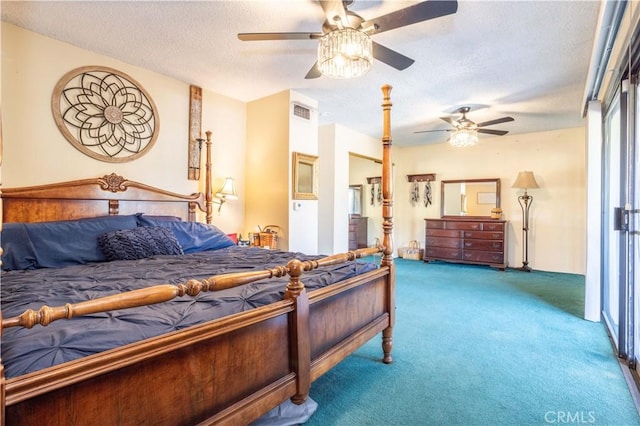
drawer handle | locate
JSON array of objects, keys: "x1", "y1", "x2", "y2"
[
  {"x1": 465, "y1": 242, "x2": 472, "y2": 247},
  {"x1": 493, "y1": 243, "x2": 501, "y2": 248},
  {"x1": 492, "y1": 233, "x2": 501, "y2": 238}
]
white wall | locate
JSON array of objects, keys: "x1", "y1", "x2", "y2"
[
  {"x1": 394, "y1": 127, "x2": 586, "y2": 274},
  {"x1": 318, "y1": 123, "x2": 382, "y2": 254},
  {"x1": 1, "y1": 23, "x2": 245, "y2": 234},
  {"x1": 585, "y1": 101, "x2": 602, "y2": 321},
  {"x1": 318, "y1": 125, "x2": 338, "y2": 255},
  {"x1": 288, "y1": 92, "x2": 319, "y2": 254}
]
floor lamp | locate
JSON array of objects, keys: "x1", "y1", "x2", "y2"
[{"x1": 512, "y1": 171, "x2": 539, "y2": 272}]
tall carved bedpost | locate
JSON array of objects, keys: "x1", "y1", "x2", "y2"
[
  {"x1": 1, "y1": 110, "x2": 5, "y2": 425},
  {"x1": 204, "y1": 130, "x2": 213, "y2": 224},
  {"x1": 284, "y1": 259, "x2": 311, "y2": 405},
  {"x1": 381, "y1": 84, "x2": 395, "y2": 364}
]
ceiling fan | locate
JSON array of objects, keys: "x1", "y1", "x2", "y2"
[
  {"x1": 415, "y1": 107, "x2": 515, "y2": 137},
  {"x1": 238, "y1": 0, "x2": 458, "y2": 79}
]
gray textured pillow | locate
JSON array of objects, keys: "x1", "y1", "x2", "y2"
[{"x1": 99, "y1": 226, "x2": 183, "y2": 261}]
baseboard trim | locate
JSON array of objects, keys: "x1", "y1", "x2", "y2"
[{"x1": 619, "y1": 358, "x2": 640, "y2": 416}]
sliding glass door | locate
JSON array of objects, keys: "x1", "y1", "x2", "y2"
[
  {"x1": 632, "y1": 80, "x2": 640, "y2": 367},
  {"x1": 603, "y1": 91, "x2": 621, "y2": 347},
  {"x1": 603, "y1": 77, "x2": 639, "y2": 370}
]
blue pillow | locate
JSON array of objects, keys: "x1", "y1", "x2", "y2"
[
  {"x1": 136, "y1": 217, "x2": 235, "y2": 253},
  {"x1": 22, "y1": 215, "x2": 139, "y2": 269},
  {"x1": 99, "y1": 226, "x2": 184, "y2": 261},
  {"x1": 135, "y1": 213, "x2": 182, "y2": 223},
  {"x1": 1, "y1": 223, "x2": 38, "y2": 271}
]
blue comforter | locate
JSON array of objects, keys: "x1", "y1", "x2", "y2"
[{"x1": 1, "y1": 246, "x2": 377, "y2": 378}]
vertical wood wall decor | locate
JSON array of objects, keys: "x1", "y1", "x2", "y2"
[{"x1": 188, "y1": 85, "x2": 203, "y2": 180}]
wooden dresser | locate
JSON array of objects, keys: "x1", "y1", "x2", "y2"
[
  {"x1": 424, "y1": 218, "x2": 508, "y2": 270},
  {"x1": 349, "y1": 215, "x2": 368, "y2": 250}
]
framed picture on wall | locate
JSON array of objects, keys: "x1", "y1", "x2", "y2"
[{"x1": 292, "y1": 152, "x2": 318, "y2": 200}]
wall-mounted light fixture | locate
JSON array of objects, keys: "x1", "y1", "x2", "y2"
[{"x1": 213, "y1": 177, "x2": 238, "y2": 212}]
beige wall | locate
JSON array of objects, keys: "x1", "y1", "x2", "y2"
[
  {"x1": 245, "y1": 90, "x2": 319, "y2": 253},
  {"x1": 395, "y1": 127, "x2": 586, "y2": 274},
  {"x1": 2, "y1": 23, "x2": 587, "y2": 274},
  {"x1": 1, "y1": 23, "x2": 245, "y2": 233}
]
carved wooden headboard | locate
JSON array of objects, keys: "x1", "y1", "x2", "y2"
[
  {"x1": 2, "y1": 173, "x2": 208, "y2": 223},
  {"x1": 3, "y1": 131, "x2": 215, "y2": 224}
]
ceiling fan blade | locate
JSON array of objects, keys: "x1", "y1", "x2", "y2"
[
  {"x1": 476, "y1": 116, "x2": 514, "y2": 128},
  {"x1": 238, "y1": 32, "x2": 322, "y2": 41},
  {"x1": 305, "y1": 62, "x2": 322, "y2": 79},
  {"x1": 319, "y1": 0, "x2": 349, "y2": 27},
  {"x1": 478, "y1": 128, "x2": 509, "y2": 136},
  {"x1": 372, "y1": 42, "x2": 414, "y2": 70},
  {"x1": 414, "y1": 129, "x2": 451, "y2": 134},
  {"x1": 440, "y1": 116, "x2": 456, "y2": 126},
  {"x1": 362, "y1": 0, "x2": 458, "y2": 35}
]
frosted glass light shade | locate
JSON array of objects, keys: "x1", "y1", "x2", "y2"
[
  {"x1": 318, "y1": 29, "x2": 372, "y2": 79},
  {"x1": 449, "y1": 129, "x2": 478, "y2": 147}
]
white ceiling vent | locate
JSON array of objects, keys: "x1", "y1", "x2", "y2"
[{"x1": 293, "y1": 103, "x2": 311, "y2": 120}]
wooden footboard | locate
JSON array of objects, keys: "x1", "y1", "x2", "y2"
[{"x1": 1, "y1": 250, "x2": 392, "y2": 425}]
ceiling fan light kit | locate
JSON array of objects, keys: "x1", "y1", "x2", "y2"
[
  {"x1": 318, "y1": 28, "x2": 372, "y2": 79},
  {"x1": 238, "y1": 1, "x2": 458, "y2": 79},
  {"x1": 415, "y1": 106, "x2": 514, "y2": 146},
  {"x1": 449, "y1": 129, "x2": 479, "y2": 147}
]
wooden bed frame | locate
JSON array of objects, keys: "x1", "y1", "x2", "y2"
[{"x1": 0, "y1": 85, "x2": 396, "y2": 425}]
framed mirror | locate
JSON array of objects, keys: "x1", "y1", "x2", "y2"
[
  {"x1": 292, "y1": 152, "x2": 318, "y2": 200},
  {"x1": 441, "y1": 178, "x2": 501, "y2": 218},
  {"x1": 348, "y1": 184, "x2": 363, "y2": 216}
]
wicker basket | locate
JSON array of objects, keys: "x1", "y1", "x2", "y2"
[
  {"x1": 259, "y1": 225, "x2": 281, "y2": 249},
  {"x1": 400, "y1": 240, "x2": 424, "y2": 260}
]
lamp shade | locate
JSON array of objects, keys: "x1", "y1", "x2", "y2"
[
  {"x1": 216, "y1": 177, "x2": 238, "y2": 199},
  {"x1": 512, "y1": 171, "x2": 539, "y2": 189},
  {"x1": 318, "y1": 28, "x2": 372, "y2": 79}
]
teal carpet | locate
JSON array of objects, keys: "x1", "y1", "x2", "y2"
[{"x1": 305, "y1": 259, "x2": 640, "y2": 425}]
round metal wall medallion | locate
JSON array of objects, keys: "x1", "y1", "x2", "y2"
[{"x1": 52, "y1": 65, "x2": 159, "y2": 163}]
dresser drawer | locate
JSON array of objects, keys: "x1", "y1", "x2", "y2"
[
  {"x1": 425, "y1": 220, "x2": 445, "y2": 229},
  {"x1": 481, "y1": 222, "x2": 505, "y2": 232},
  {"x1": 463, "y1": 239, "x2": 503, "y2": 251},
  {"x1": 425, "y1": 247, "x2": 462, "y2": 260},
  {"x1": 426, "y1": 229, "x2": 460, "y2": 238},
  {"x1": 463, "y1": 231, "x2": 503, "y2": 240},
  {"x1": 426, "y1": 236, "x2": 462, "y2": 249},
  {"x1": 462, "y1": 250, "x2": 504, "y2": 264},
  {"x1": 444, "y1": 221, "x2": 482, "y2": 231}
]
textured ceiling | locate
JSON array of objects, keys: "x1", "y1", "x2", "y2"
[{"x1": 1, "y1": 0, "x2": 601, "y2": 146}]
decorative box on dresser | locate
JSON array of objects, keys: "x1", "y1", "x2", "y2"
[
  {"x1": 349, "y1": 215, "x2": 368, "y2": 250},
  {"x1": 424, "y1": 218, "x2": 508, "y2": 270}
]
